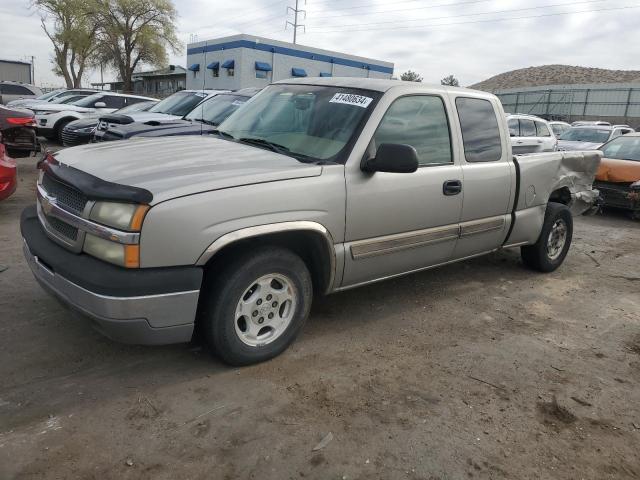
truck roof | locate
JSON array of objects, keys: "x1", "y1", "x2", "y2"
[{"x1": 274, "y1": 77, "x2": 491, "y2": 97}]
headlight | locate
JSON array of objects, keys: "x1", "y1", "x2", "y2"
[
  {"x1": 89, "y1": 201, "x2": 149, "y2": 231},
  {"x1": 83, "y1": 234, "x2": 140, "y2": 268},
  {"x1": 631, "y1": 180, "x2": 640, "y2": 190},
  {"x1": 35, "y1": 111, "x2": 53, "y2": 116},
  {"x1": 77, "y1": 126, "x2": 96, "y2": 134}
]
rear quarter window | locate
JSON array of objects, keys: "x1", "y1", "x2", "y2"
[{"x1": 455, "y1": 97, "x2": 503, "y2": 162}]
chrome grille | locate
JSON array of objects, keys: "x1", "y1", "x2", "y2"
[
  {"x1": 41, "y1": 172, "x2": 88, "y2": 215},
  {"x1": 47, "y1": 215, "x2": 79, "y2": 241},
  {"x1": 61, "y1": 129, "x2": 82, "y2": 147}
]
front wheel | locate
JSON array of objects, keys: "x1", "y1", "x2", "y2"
[
  {"x1": 521, "y1": 202, "x2": 573, "y2": 272},
  {"x1": 200, "y1": 246, "x2": 313, "y2": 366}
]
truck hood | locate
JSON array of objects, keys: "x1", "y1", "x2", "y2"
[
  {"x1": 557, "y1": 140, "x2": 602, "y2": 151},
  {"x1": 54, "y1": 136, "x2": 323, "y2": 204},
  {"x1": 123, "y1": 112, "x2": 182, "y2": 123}
]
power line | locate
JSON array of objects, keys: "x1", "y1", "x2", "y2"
[
  {"x1": 304, "y1": 4, "x2": 640, "y2": 33},
  {"x1": 307, "y1": 0, "x2": 606, "y2": 29},
  {"x1": 306, "y1": 0, "x2": 501, "y2": 20}
]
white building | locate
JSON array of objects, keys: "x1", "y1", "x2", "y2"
[{"x1": 185, "y1": 34, "x2": 394, "y2": 90}]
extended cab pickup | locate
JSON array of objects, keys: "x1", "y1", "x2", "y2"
[{"x1": 21, "y1": 78, "x2": 601, "y2": 365}]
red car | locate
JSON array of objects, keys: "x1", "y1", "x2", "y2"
[
  {"x1": 0, "y1": 104, "x2": 38, "y2": 158},
  {"x1": 0, "y1": 135, "x2": 17, "y2": 201}
]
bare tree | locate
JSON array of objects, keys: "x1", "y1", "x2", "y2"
[
  {"x1": 94, "y1": 0, "x2": 181, "y2": 92},
  {"x1": 400, "y1": 70, "x2": 423, "y2": 82},
  {"x1": 441, "y1": 75, "x2": 460, "y2": 87},
  {"x1": 32, "y1": 0, "x2": 98, "y2": 88}
]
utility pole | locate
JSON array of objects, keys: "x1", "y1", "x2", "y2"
[
  {"x1": 286, "y1": 0, "x2": 306, "y2": 44},
  {"x1": 30, "y1": 56, "x2": 35, "y2": 85}
]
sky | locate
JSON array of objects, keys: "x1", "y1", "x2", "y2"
[{"x1": 1, "y1": 0, "x2": 640, "y2": 88}]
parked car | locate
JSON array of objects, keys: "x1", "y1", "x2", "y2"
[
  {"x1": 100, "y1": 89, "x2": 260, "y2": 141},
  {"x1": 32, "y1": 92, "x2": 156, "y2": 142},
  {"x1": 0, "y1": 135, "x2": 17, "y2": 201},
  {"x1": 7, "y1": 88, "x2": 97, "y2": 108},
  {"x1": 62, "y1": 100, "x2": 158, "y2": 147},
  {"x1": 558, "y1": 125, "x2": 635, "y2": 151},
  {"x1": 93, "y1": 89, "x2": 228, "y2": 141},
  {"x1": 0, "y1": 81, "x2": 42, "y2": 105},
  {"x1": 594, "y1": 133, "x2": 640, "y2": 219},
  {"x1": 0, "y1": 104, "x2": 38, "y2": 158},
  {"x1": 548, "y1": 121, "x2": 571, "y2": 138},
  {"x1": 21, "y1": 78, "x2": 600, "y2": 365},
  {"x1": 506, "y1": 114, "x2": 557, "y2": 154}
]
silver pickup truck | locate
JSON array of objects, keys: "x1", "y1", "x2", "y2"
[{"x1": 21, "y1": 78, "x2": 601, "y2": 365}]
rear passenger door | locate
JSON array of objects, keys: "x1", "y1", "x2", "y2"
[
  {"x1": 512, "y1": 118, "x2": 538, "y2": 154},
  {"x1": 450, "y1": 96, "x2": 514, "y2": 259},
  {"x1": 535, "y1": 120, "x2": 556, "y2": 152},
  {"x1": 343, "y1": 94, "x2": 463, "y2": 287}
]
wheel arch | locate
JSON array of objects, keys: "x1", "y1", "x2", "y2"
[
  {"x1": 548, "y1": 186, "x2": 572, "y2": 206},
  {"x1": 197, "y1": 222, "x2": 336, "y2": 295},
  {"x1": 53, "y1": 115, "x2": 79, "y2": 133}
]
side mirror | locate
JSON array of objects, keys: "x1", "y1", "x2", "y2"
[
  {"x1": 94, "y1": 102, "x2": 107, "y2": 108},
  {"x1": 361, "y1": 143, "x2": 419, "y2": 173}
]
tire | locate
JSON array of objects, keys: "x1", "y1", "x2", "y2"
[
  {"x1": 521, "y1": 202, "x2": 573, "y2": 272},
  {"x1": 200, "y1": 246, "x2": 313, "y2": 366},
  {"x1": 55, "y1": 119, "x2": 72, "y2": 144}
]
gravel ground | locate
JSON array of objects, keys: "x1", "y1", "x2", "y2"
[{"x1": 1, "y1": 154, "x2": 639, "y2": 480}]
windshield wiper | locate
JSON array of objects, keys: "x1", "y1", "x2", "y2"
[
  {"x1": 210, "y1": 129, "x2": 235, "y2": 140},
  {"x1": 237, "y1": 137, "x2": 291, "y2": 155},
  {"x1": 192, "y1": 118, "x2": 217, "y2": 126}
]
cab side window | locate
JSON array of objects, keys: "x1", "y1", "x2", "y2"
[
  {"x1": 535, "y1": 121, "x2": 552, "y2": 137},
  {"x1": 455, "y1": 97, "x2": 503, "y2": 162},
  {"x1": 101, "y1": 96, "x2": 126, "y2": 109},
  {"x1": 519, "y1": 119, "x2": 536, "y2": 137},
  {"x1": 507, "y1": 118, "x2": 519, "y2": 137},
  {"x1": 373, "y1": 95, "x2": 452, "y2": 166}
]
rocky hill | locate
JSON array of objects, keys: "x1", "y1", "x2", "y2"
[{"x1": 471, "y1": 65, "x2": 640, "y2": 91}]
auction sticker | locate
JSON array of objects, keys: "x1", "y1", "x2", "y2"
[{"x1": 329, "y1": 93, "x2": 373, "y2": 108}]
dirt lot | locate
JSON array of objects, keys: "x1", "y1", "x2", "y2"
[{"x1": 1, "y1": 154, "x2": 639, "y2": 480}]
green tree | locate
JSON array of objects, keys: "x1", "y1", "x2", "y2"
[
  {"x1": 94, "y1": 0, "x2": 181, "y2": 92},
  {"x1": 32, "y1": 0, "x2": 99, "y2": 88},
  {"x1": 441, "y1": 74, "x2": 460, "y2": 87},
  {"x1": 400, "y1": 70, "x2": 423, "y2": 82}
]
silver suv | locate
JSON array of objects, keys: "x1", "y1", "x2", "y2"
[
  {"x1": 0, "y1": 81, "x2": 42, "y2": 105},
  {"x1": 506, "y1": 114, "x2": 557, "y2": 154}
]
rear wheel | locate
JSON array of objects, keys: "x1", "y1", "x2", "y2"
[
  {"x1": 521, "y1": 202, "x2": 573, "y2": 272},
  {"x1": 200, "y1": 246, "x2": 313, "y2": 366}
]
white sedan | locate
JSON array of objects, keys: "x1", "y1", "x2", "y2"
[{"x1": 32, "y1": 92, "x2": 156, "y2": 142}]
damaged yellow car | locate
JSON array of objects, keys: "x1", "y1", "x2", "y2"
[{"x1": 596, "y1": 133, "x2": 640, "y2": 219}]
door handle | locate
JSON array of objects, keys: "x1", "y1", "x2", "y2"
[{"x1": 443, "y1": 180, "x2": 462, "y2": 196}]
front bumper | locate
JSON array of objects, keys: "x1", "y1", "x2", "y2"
[
  {"x1": 21, "y1": 206, "x2": 203, "y2": 345},
  {"x1": 594, "y1": 181, "x2": 640, "y2": 213}
]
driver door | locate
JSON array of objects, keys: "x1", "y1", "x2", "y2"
[{"x1": 342, "y1": 94, "x2": 463, "y2": 287}]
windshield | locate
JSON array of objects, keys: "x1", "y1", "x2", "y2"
[
  {"x1": 115, "y1": 101, "x2": 157, "y2": 113},
  {"x1": 148, "y1": 91, "x2": 207, "y2": 116},
  {"x1": 559, "y1": 128, "x2": 611, "y2": 143},
  {"x1": 184, "y1": 94, "x2": 251, "y2": 125},
  {"x1": 38, "y1": 89, "x2": 64, "y2": 101},
  {"x1": 54, "y1": 95, "x2": 85, "y2": 104},
  {"x1": 73, "y1": 93, "x2": 105, "y2": 108},
  {"x1": 218, "y1": 84, "x2": 380, "y2": 163},
  {"x1": 601, "y1": 136, "x2": 640, "y2": 162}
]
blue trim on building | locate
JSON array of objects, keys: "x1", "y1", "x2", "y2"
[
  {"x1": 291, "y1": 68, "x2": 307, "y2": 77},
  {"x1": 255, "y1": 61, "x2": 272, "y2": 72},
  {"x1": 187, "y1": 40, "x2": 393, "y2": 74},
  {"x1": 221, "y1": 59, "x2": 235, "y2": 69},
  {"x1": 206, "y1": 61, "x2": 219, "y2": 70},
  {"x1": 188, "y1": 63, "x2": 200, "y2": 72},
  {"x1": 319, "y1": 72, "x2": 332, "y2": 77}
]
